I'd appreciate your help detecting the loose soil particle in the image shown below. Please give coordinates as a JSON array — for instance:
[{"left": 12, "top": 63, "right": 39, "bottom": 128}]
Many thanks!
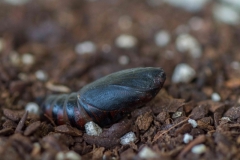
[
  {"left": 15, "top": 111, "right": 28, "bottom": 134},
  {"left": 136, "top": 112, "right": 153, "bottom": 131},
  {"left": 3, "top": 108, "right": 24, "bottom": 122},
  {"left": 0, "top": 0, "right": 240, "bottom": 160}
]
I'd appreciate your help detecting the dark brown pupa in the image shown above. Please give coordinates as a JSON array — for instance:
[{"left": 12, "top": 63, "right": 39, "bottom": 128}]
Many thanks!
[{"left": 41, "top": 67, "right": 166, "bottom": 129}]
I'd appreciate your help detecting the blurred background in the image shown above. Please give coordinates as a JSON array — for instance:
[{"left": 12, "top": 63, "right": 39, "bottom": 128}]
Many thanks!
[{"left": 0, "top": 0, "right": 240, "bottom": 108}]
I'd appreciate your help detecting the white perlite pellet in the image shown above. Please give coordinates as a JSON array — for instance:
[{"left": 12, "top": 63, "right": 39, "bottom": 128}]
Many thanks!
[
  {"left": 138, "top": 146, "right": 158, "bottom": 159},
  {"left": 172, "top": 63, "right": 196, "bottom": 83},
  {"left": 120, "top": 131, "right": 137, "bottom": 145},
  {"left": 56, "top": 151, "right": 81, "bottom": 160},
  {"left": 191, "top": 144, "right": 207, "bottom": 154},
  {"left": 155, "top": 30, "right": 171, "bottom": 47},
  {"left": 172, "top": 111, "right": 182, "bottom": 119},
  {"left": 22, "top": 53, "right": 35, "bottom": 65},
  {"left": 183, "top": 133, "right": 193, "bottom": 144},
  {"left": 221, "top": 117, "right": 231, "bottom": 122},
  {"left": 25, "top": 102, "right": 40, "bottom": 115},
  {"left": 188, "top": 118, "right": 198, "bottom": 128},
  {"left": 211, "top": 92, "right": 221, "bottom": 102},
  {"left": 65, "top": 151, "right": 82, "bottom": 160},
  {"left": 75, "top": 41, "right": 96, "bottom": 55},
  {"left": 213, "top": 4, "right": 240, "bottom": 26},
  {"left": 85, "top": 121, "right": 103, "bottom": 136},
  {"left": 35, "top": 70, "right": 48, "bottom": 81},
  {"left": 176, "top": 33, "right": 202, "bottom": 58},
  {"left": 115, "top": 34, "right": 137, "bottom": 49}
]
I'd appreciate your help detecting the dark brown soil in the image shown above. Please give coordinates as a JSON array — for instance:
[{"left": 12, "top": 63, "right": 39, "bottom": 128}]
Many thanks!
[{"left": 0, "top": 0, "right": 240, "bottom": 160}]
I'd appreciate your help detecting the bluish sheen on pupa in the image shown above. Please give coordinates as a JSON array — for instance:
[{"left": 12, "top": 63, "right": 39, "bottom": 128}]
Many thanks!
[{"left": 41, "top": 67, "right": 166, "bottom": 129}]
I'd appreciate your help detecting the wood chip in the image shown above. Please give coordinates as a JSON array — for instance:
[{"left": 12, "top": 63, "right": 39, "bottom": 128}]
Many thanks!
[
  {"left": 55, "top": 125, "right": 83, "bottom": 136},
  {"left": 24, "top": 121, "right": 41, "bottom": 136},
  {"left": 15, "top": 111, "right": 28, "bottom": 134}
]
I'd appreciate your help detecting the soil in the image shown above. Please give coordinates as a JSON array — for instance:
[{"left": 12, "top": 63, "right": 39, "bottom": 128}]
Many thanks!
[{"left": 0, "top": 0, "right": 240, "bottom": 160}]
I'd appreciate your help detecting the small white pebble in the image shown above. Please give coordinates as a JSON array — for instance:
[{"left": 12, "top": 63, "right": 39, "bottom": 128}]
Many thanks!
[
  {"left": 191, "top": 144, "right": 207, "bottom": 154},
  {"left": 102, "top": 44, "right": 111, "bottom": 53},
  {"left": 65, "top": 151, "right": 82, "bottom": 160},
  {"left": 213, "top": 4, "right": 240, "bottom": 25},
  {"left": 118, "top": 16, "right": 132, "bottom": 30},
  {"left": 120, "top": 131, "right": 137, "bottom": 145},
  {"left": 211, "top": 92, "right": 221, "bottom": 102},
  {"left": 155, "top": 30, "right": 171, "bottom": 47},
  {"left": 138, "top": 146, "right": 158, "bottom": 159},
  {"left": 35, "top": 70, "right": 48, "bottom": 81},
  {"left": 188, "top": 17, "right": 204, "bottom": 31},
  {"left": 221, "top": 117, "right": 231, "bottom": 122},
  {"left": 176, "top": 33, "right": 202, "bottom": 58},
  {"left": 172, "top": 111, "right": 182, "bottom": 118},
  {"left": 85, "top": 121, "right": 103, "bottom": 136},
  {"left": 172, "top": 63, "right": 196, "bottom": 83},
  {"left": 188, "top": 118, "right": 198, "bottom": 128},
  {"left": 183, "top": 133, "right": 193, "bottom": 144},
  {"left": 75, "top": 41, "right": 96, "bottom": 55},
  {"left": 56, "top": 152, "right": 65, "bottom": 160},
  {"left": 25, "top": 102, "right": 40, "bottom": 115},
  {"left": 118, "top": 55, "right": 130, "bottom": 65},
  {"left": 115, "top": 34, "right": 137, "bottom": 49},
  {"left": 22, "top": 53, "right": 35, "bottom": 65}
]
